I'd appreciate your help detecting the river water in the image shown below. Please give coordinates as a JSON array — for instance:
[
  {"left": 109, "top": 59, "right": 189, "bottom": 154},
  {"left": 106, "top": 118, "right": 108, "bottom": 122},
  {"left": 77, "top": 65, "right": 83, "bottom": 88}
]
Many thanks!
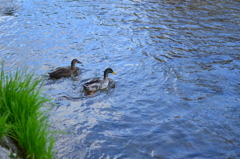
[{"left": 1, "top": 0, "right": 240, "bottom": 158}]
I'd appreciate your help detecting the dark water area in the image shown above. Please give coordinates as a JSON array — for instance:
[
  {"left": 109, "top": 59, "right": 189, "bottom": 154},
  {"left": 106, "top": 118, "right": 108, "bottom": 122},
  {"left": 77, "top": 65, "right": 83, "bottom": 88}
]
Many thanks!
[{"left": 1, "top": 0, "right": 240, "bottom": 158}]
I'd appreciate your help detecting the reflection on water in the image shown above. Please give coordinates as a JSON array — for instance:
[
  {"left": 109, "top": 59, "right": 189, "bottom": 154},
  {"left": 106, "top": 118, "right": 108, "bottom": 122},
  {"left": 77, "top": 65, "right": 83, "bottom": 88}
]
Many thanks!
[
  {"left": 1, "top": 0, "right": 240, "bottom": 158},
  {"left": 0, "top": 0, "right": 19, "bottom": 16}
]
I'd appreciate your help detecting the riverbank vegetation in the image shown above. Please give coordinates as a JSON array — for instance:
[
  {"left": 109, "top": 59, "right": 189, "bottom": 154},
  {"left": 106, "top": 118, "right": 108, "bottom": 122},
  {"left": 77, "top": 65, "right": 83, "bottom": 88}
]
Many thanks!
[{"left": 0, "top": 64, "right": 55, "bottom": 159}]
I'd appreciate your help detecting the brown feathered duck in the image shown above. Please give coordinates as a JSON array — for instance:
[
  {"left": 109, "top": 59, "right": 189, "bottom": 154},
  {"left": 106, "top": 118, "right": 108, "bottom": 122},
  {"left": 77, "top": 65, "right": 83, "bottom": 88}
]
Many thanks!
[{"left": 48, "top": 59, "right": 82, "bottom": 79}]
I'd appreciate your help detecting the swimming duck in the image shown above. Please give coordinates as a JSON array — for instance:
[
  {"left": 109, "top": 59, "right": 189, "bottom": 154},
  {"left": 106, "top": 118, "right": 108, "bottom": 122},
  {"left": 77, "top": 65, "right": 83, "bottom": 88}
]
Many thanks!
[
  {"left": 83, "top": 68, "right": 116, "bottom": 94},
  {"left": 48, "top": 59, "right": 82, "bottom": 79}
]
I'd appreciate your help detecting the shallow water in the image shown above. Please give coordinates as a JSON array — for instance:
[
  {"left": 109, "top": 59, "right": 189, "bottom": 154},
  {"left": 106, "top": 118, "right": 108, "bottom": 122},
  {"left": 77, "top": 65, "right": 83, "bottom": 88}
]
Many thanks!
[{"left": 1, "top": 0, "right": 240, "bottom": 158}]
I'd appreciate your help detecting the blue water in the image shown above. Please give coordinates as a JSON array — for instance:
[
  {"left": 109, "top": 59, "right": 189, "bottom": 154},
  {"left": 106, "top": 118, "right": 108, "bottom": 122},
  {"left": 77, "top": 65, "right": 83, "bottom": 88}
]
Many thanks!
[{"left": 1, "top": 0, "right": 240, "bottom": 158}]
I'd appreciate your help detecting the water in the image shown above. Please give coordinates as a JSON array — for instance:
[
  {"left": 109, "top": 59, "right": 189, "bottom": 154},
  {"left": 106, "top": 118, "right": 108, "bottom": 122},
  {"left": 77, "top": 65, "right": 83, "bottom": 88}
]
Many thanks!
[{"left": 1, "top": 0, "right": 240, "bottom": 158}]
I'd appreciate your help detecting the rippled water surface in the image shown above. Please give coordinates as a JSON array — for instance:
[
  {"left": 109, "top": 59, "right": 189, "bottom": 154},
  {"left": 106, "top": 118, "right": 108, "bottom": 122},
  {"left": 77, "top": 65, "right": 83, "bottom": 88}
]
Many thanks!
[{"left": 1, "top": 0, "right": 240, "bottom": 158}]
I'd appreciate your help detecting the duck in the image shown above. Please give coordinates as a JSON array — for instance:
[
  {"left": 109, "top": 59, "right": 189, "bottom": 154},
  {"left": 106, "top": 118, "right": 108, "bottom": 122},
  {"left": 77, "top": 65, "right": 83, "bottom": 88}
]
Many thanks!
[
  {"left": 48, "top": 59, "right": 82, "bottom": 79},
  {"left": 83, "top": 68, "right": 116, "bottom": 94}
]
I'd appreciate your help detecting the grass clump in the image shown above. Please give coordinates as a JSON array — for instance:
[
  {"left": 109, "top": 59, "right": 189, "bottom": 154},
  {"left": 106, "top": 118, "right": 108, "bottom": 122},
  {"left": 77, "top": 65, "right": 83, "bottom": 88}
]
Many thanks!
[
  {"left": 0, "top": 64, "right": 55, "bottom": 159},
  {"left": 0, "top": 112, "right": 12, "bottom": 140}
]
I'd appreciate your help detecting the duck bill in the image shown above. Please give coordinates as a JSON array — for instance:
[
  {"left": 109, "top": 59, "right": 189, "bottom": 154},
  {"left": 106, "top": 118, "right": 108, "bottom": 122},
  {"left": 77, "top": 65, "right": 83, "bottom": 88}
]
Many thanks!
[{"left": 112, "top": 71, "right": 117, "bottom": 75}]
